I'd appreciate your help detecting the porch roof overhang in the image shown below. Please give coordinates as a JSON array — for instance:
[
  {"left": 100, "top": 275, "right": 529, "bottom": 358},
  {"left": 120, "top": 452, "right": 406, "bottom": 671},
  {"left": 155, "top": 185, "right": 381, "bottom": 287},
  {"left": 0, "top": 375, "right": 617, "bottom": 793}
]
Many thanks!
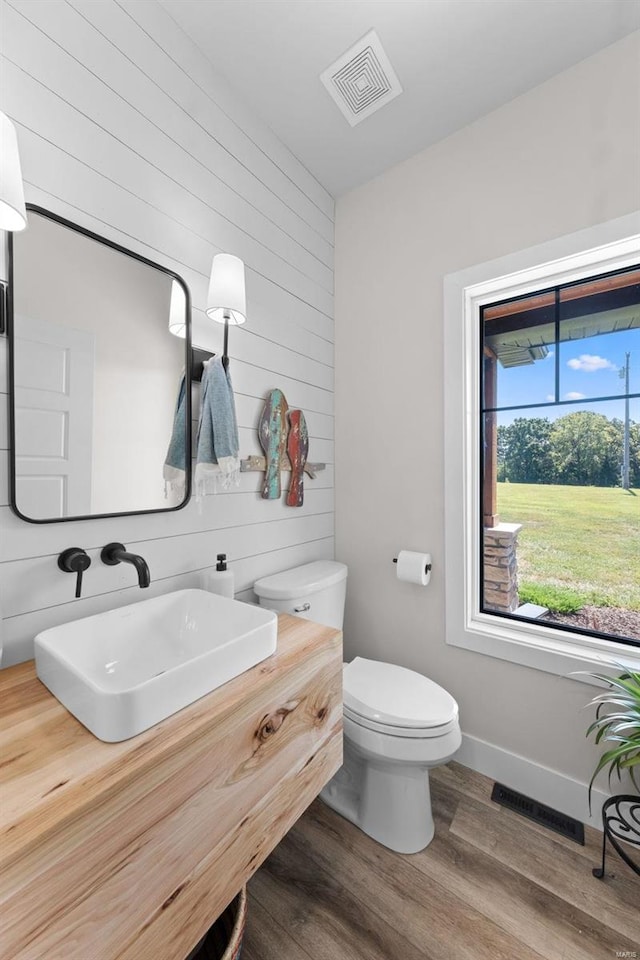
[
  {"left": 487, "top": 305, "right": 639, "bottom": 368},
  {"left": 483, "top": 267, "right": 639, "bottom": 368}
]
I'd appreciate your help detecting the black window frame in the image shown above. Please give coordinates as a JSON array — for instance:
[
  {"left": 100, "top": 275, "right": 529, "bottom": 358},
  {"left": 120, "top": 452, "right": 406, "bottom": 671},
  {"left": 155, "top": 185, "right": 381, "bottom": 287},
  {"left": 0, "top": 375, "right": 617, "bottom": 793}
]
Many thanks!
[{"left": 479, "top": 263, "right": 640, "bottom": 650}]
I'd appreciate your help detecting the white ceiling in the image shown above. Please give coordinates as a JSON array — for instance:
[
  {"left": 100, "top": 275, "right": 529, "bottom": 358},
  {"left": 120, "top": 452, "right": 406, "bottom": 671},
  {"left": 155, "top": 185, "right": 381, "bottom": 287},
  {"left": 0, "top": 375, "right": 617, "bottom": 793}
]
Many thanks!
[{"left": 161, "top": 0, "right": 640, "bottom": 198}]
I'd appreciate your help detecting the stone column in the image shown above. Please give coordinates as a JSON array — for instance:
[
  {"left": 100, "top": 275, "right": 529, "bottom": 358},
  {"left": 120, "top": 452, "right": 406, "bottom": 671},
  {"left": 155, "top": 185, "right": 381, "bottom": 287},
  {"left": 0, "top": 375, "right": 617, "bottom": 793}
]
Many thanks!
[{"left": 483, "top": 522, "right": 522, "bottom": 614}]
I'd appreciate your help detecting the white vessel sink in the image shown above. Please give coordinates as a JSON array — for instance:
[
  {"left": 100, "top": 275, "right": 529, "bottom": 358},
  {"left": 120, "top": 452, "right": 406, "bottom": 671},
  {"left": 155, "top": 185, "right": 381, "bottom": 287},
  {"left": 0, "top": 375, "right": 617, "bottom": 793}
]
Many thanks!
[{"left": 35, "top": 589, "right": 278, "bottom": 742}]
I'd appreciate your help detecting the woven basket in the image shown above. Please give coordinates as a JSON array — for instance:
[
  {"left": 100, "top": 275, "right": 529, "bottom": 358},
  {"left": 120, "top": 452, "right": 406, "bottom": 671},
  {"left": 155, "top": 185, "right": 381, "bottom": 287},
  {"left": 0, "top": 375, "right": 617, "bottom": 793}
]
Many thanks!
[{"left": 187, "top": 887, "right": 247, "bottom": 960}]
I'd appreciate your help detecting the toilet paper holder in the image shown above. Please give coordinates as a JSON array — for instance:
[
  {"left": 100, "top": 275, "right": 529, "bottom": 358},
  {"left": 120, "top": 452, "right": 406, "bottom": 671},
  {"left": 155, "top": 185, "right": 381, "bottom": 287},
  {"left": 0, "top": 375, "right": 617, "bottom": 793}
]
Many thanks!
[{"left": 393, "top": 557, "right": 432, "bottom": 574}]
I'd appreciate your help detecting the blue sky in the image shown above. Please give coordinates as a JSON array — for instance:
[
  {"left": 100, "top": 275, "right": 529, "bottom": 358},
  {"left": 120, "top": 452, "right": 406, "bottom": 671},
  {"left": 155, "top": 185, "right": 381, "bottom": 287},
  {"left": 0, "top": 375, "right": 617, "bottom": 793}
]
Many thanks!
[{"left": 495, "top": 327, "right": 639, "bottom": 426}]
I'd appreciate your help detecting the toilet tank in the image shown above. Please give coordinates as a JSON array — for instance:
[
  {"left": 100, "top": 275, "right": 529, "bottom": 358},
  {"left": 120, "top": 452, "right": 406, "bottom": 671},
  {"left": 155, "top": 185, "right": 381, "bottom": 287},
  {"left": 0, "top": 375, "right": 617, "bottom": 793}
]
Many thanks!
[{"left": 254, "top": 561, "right": 347, "bottom": 630}]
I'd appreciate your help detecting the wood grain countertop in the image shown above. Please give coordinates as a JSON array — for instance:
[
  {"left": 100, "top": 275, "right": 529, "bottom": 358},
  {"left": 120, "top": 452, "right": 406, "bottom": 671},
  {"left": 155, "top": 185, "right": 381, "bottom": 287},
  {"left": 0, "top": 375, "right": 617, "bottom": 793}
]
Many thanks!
[{"left": 0, "top": 613, "right": 343, "bottom": 960}]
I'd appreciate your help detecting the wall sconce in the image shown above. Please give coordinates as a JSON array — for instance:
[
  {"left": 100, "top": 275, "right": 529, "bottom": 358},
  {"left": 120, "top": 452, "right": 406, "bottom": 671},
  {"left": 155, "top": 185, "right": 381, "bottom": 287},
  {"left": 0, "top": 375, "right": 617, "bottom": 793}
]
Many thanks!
[
  {"left": 169, "top": 253, "right": 246, "bottom": 376},
  {"left": 206, "top": 253, "right": 246, "bottom": 366},
  {"left": 168, "top": 279, "right": 187, "bottom": 338},
  {"left": 0, "top": 111, "right": 27, "bottom": 233},
  {"left": 206, "top": 254, "right": 246, "bottom": 326},
  {"left": 0, "top": 111, "right": 27, "bottom": 333}
]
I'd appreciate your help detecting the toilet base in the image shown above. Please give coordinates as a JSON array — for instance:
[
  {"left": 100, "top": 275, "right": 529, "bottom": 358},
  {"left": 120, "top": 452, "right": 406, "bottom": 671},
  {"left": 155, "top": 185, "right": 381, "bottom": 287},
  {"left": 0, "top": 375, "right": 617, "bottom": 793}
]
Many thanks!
[{"left": 320, "top": 743, "right": 435, "bottom": 855}]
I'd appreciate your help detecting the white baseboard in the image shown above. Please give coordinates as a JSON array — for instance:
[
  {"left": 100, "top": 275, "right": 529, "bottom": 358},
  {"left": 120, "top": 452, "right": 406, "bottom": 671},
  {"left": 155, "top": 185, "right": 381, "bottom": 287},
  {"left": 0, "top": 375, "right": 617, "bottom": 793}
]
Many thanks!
[{"left": 457, "top": 733, "right": 610, "bottom": 831}]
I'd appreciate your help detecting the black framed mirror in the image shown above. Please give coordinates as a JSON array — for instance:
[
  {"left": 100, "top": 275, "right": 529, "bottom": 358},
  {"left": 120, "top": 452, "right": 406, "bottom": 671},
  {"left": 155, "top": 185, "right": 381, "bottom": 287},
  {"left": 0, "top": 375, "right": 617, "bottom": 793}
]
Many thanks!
[{"left": 8, "top": 205, "right": 192, "bottom": 523}]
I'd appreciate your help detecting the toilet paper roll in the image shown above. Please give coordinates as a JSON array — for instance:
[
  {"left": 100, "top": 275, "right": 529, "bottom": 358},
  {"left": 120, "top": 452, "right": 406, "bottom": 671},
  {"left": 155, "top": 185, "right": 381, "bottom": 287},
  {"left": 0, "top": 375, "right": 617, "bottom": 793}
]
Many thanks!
[{"left": 396, "top": 550, "right": 431, "bottom": 586}]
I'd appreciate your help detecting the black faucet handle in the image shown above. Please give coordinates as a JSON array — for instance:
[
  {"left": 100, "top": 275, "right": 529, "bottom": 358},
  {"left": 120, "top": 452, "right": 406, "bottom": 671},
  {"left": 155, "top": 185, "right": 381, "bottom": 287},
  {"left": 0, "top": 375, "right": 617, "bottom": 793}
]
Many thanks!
[{"left": 58, "top": 548, "right": 91, "bottom": 599}]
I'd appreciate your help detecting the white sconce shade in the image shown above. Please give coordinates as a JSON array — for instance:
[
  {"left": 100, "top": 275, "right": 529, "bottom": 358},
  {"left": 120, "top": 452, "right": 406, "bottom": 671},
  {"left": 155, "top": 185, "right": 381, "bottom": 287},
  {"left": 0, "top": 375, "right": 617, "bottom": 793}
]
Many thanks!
[
  {"left": 206, "top": 254, "right": 246, "bottom": 325},
  {"left": 0, "top": 112, "right": 27, "bottom": 232},
  {"left": 168, "top": 280, "right": 187, "bottom": 337}
]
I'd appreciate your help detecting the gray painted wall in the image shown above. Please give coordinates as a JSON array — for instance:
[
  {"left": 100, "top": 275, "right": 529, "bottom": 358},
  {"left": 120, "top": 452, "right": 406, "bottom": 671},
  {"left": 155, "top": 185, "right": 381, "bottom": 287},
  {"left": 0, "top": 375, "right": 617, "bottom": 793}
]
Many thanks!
[{"left": 334, "top": 33, "right": 640, "bottom": 801}]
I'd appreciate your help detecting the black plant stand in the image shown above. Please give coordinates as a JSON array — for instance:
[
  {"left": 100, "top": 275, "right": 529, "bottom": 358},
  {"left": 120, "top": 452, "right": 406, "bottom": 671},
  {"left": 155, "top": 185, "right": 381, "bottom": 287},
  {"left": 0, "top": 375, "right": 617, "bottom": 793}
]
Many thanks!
[{"left": 593, "top": 795, "right": 640, "bottom": 878}]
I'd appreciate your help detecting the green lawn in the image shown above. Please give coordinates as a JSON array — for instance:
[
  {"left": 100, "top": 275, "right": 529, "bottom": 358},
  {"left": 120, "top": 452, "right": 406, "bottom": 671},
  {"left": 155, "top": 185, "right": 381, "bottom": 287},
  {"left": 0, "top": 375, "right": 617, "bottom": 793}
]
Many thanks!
[{"left": 496, "top": 483, "right": 640, "bottom": 611}]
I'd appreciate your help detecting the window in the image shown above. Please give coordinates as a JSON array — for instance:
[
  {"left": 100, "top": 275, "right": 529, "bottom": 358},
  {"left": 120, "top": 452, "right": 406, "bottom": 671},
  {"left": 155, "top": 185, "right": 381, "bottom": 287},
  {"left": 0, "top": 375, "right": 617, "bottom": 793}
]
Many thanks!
[
  {"left": 480, "top": 266, "right": 639, "bottom": 647},
  {"left": 444, "top": 218, "right": 640, "bottom": 678}
]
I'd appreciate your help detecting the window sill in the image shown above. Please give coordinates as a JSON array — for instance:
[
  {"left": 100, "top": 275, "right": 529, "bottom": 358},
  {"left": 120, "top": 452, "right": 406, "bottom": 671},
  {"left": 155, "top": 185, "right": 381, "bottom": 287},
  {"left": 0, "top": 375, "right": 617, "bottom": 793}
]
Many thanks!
[{"left": 446, "top": 607, "right": 640, "bottom": 683}]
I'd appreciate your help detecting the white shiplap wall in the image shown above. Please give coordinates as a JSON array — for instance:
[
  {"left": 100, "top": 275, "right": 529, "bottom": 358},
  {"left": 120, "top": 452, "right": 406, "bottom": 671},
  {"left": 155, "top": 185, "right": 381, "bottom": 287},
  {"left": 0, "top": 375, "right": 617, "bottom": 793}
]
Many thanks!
[{"left": 0, "top": 0, "right": 335, "bottom": 666}]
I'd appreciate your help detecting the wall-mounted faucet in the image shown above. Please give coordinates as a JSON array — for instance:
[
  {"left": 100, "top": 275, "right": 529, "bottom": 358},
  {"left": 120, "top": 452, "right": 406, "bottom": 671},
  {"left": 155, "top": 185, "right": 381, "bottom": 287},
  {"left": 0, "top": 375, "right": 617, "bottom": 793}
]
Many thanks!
[
  {"left": 101, "top": 543, "right": 151, "bottom": 588},
  {"left": 58, "top": 547, "right": 91, "bottom": 598}
]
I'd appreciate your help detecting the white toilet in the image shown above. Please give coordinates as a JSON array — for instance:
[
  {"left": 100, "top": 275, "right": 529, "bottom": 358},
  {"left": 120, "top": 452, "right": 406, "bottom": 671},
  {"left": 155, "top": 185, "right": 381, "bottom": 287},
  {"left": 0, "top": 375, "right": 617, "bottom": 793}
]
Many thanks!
[{"left": 253, "top": 560, "right": 461, "bottom": 855}]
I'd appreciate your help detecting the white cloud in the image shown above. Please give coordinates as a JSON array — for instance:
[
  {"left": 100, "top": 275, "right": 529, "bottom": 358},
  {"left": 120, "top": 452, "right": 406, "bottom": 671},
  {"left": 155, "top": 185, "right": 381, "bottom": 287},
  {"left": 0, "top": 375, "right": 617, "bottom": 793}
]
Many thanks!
[
  {"left": 545, "top": 350, "right": 555, "bottom": 360},
  {"left": 545, "top": 394, "right": 555, "bottom": 402},
  {"left": 566, "top": 354, "right": 615, "bottom": 372},
  {"left": 565, "top": 391, "right": 586, "bottom": 400}
]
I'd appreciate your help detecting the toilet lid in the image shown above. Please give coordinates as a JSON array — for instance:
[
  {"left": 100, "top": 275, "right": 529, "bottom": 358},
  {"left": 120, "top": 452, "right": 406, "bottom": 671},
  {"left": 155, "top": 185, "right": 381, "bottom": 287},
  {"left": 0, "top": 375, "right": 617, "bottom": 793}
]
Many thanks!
[
  {"left": 254, "top": 561, "right": 347, "bottom": 600},
  {"left": 343, "top": 657, "right": 458, "bottom": 729}
]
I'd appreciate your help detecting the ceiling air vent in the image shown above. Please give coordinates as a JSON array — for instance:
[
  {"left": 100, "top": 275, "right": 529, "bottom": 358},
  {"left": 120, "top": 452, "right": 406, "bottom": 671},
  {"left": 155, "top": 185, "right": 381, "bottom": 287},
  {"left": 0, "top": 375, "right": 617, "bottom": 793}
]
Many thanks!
[{"left": 320, "top": 30, "right": 403, "bottom": 127}]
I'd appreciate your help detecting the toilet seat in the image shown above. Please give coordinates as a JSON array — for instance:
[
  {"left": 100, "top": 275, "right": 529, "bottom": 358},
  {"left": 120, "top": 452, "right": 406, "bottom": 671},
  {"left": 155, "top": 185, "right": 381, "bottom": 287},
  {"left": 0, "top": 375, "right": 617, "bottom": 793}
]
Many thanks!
[
  {"left": 343, "top": 657, "right": 458, "bottom": 738},
  {"left": 344, "top": 705, "right": 459, "bottom": 739}
]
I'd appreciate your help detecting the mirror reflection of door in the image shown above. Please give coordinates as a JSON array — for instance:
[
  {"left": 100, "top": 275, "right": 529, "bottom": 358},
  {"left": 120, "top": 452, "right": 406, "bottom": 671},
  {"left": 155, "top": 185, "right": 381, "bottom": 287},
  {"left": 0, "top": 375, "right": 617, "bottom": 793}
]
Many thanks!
[
  {"left": 14, "top": 315, "right": 94, "bottom": 517},
  {"left": 10, "top": 207, "right": 190, "bottom": 522}
]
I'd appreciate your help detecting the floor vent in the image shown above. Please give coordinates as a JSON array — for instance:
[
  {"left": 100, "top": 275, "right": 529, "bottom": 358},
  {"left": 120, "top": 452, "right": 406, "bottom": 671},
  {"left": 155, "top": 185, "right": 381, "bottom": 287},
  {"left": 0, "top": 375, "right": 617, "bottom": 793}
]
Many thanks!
[
  {"left": 491, "top": 782, "right": 585, "bottom": 845},
  {"left": 320, "top": 30, "right": 402, "bottom": 127}
]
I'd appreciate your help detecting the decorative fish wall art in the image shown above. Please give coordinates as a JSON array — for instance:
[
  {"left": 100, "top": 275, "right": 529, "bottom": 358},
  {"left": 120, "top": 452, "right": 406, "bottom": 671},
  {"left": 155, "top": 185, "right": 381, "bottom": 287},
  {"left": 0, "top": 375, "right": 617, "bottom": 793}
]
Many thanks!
[
  {"left": 252, "top": 391, "right": 323, "bottom": 505},
  {"left": 257, "top": 388, "right": 289, "bottom": 499},
  {"left": 286, "top": 410, "right": 309, "bottom": 507}
]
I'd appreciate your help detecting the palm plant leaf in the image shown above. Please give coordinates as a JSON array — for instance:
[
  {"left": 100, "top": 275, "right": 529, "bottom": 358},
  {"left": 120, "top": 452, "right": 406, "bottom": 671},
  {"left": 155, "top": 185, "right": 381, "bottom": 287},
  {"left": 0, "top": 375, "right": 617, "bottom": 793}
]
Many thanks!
[{"left": 584, "top": 665, "right": 640, "bottom": 810}]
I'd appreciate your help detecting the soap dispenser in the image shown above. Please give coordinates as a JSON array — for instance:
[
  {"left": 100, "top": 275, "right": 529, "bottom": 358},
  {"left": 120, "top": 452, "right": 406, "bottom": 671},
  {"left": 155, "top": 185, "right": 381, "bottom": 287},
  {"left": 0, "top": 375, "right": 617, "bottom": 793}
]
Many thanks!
[{"left": 202, "top": 553, "right": 235, "bottom": 598}]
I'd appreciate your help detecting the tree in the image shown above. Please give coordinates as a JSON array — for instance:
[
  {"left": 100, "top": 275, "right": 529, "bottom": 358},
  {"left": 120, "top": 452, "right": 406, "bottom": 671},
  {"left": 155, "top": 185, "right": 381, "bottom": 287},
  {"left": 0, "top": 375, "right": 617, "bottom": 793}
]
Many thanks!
[
  {"left": 496, "top": 424, "right": 509, "bottom": 482},
  {"left": 630, "top": 422, "right": 640, "bottom": 488},
  {"left": 497, "top": 413, "right": 639, "bottom": 487},
  {"left": 612, "top": 418, "right": 640, "bottom": 488},
  {"left": 550, "top": 411, "right": 622, "bottom": 487},
  {"left": 502, "top": 417, "right": 554, "bottom": 484}
]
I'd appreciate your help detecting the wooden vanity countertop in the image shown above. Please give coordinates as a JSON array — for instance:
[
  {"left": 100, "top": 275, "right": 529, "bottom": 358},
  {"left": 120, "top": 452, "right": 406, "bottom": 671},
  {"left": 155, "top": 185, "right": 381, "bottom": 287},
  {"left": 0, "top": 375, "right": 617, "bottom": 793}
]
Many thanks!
[{"left": 0, "top": 613, "right": 343, "bottom": 960}]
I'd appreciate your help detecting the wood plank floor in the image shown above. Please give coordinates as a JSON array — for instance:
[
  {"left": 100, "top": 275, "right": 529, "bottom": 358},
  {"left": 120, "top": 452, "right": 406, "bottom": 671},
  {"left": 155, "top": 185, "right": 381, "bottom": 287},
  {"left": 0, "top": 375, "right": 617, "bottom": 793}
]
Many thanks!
[{"left": 242, "top": 762, "right": 639, "bottom": 960}]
